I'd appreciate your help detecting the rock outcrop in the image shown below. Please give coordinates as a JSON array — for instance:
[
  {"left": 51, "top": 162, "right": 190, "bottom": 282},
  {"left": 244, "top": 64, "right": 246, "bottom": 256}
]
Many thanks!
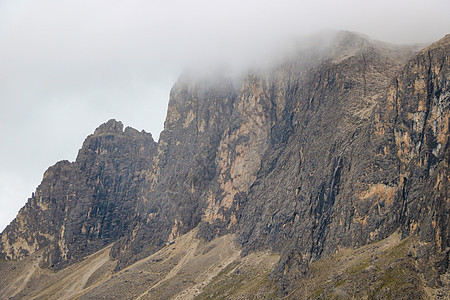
[
  {"left": 1, "top": 31, "right": 448, "bottom": 298},
  {"left": 0, "top": 120, "right": 157, "bottom": 269}
]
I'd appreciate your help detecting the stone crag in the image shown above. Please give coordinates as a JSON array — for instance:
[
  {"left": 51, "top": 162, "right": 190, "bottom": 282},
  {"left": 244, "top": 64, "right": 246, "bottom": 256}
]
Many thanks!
[
  {"left": 0, "top": 120, "right": 157, "bottom": 270},
  {"left": 1, "top": 31, "right": 448, "bottom": 298}
]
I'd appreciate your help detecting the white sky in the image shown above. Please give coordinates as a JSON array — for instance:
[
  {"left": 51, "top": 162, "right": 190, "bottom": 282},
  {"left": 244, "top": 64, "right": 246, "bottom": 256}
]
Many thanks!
[{"left": 1, "top": 0, "right": 449, "bottom": 232}]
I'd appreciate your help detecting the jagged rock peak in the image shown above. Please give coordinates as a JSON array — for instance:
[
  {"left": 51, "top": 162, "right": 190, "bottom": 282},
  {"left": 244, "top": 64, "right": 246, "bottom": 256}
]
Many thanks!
[
  {"left": 42, "top": 160, "right": 71, "bottom": 180},
  {"left": 92, "top": 119, "right": 154, "bottom": 140},
  {"left": 94, "top": 119, "right": 124, "bottom": 135}
]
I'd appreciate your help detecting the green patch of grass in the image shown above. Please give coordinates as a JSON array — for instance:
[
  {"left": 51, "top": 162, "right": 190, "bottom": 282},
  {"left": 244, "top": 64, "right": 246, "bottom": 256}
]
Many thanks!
[
  {"left": 346, "top": 259, "right": 370, "bottom": 275},
  {"left": 309, "top": 286, "right": 325, "bottom": 299},
  {"left": 386, "top": 237, "right": 410, "bottom": 259},
  {"left": 334, "top": 278, "right": 347, "bottom": 288},
  {"left": 368, "top": 266, "right": 410, "bottom": 299},
  {"left": 196, "top": 263, "right": 277, "bottom": 300}
]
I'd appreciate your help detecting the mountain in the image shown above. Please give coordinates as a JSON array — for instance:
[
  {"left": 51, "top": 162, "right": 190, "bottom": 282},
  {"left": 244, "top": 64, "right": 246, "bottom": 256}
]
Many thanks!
[
  {"left": 0, "top": 31, "right": 448, "bottom": 299},
  {"left": 0, "top": 121, "right": 158, "bottom": 270}
]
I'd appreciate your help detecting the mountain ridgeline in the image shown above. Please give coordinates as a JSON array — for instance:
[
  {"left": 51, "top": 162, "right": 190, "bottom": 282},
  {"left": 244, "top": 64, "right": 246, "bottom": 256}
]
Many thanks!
[{"left": 1, "top": 31, "right": 448, "bottom": 299}]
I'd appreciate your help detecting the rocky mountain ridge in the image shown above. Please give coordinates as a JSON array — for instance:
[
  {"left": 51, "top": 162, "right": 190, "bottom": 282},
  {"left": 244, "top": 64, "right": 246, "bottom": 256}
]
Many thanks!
[
  {"left": 1, "top": 31, "right": 448, "bottom": 299},
  {"left": 1, "top": 120, "right": 158, "bottom": 269}
]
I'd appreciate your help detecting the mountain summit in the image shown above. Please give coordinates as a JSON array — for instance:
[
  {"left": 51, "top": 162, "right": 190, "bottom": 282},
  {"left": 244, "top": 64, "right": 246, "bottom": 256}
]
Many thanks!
[{"left": 1, "top": 31, "right": 448, "bottom": 299}]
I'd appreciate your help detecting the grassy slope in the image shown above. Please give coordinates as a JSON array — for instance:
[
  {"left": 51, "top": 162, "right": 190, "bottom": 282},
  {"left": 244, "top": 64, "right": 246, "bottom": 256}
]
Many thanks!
[{"left": 0, "top": 229, "right": 448, "bottom": 299}]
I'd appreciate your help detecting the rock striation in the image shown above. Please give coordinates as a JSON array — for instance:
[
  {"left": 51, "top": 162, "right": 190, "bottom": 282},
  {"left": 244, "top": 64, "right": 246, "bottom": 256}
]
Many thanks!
[{"left": 0, "top": 31, "right": 448, "bottom": 298}]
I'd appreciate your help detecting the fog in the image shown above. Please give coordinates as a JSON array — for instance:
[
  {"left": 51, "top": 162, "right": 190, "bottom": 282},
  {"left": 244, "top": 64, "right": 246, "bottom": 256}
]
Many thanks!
[{"left": 1, "top": 0, "right": 449, "bottom": 231}]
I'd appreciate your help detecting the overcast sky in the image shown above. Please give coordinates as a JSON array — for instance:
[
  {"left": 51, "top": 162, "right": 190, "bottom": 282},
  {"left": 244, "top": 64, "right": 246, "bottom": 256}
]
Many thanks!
[{"left": 1, "top": 0, "right": 449, "bottom": 232}]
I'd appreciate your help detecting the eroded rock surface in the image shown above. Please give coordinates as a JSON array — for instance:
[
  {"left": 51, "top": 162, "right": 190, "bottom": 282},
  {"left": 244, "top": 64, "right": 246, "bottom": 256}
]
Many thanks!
[
  {"left": 0, "top": 120, "right": 157, "bottom": 269},
  {"left": 1, "top": 31, "right": 448, "bottom": 298}
]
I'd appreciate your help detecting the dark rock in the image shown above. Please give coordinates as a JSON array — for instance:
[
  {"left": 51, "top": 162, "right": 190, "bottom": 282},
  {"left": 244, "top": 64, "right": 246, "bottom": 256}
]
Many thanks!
[
  {"left": 0, "top": 119, "right": 157, "bottom": 269},
  {"left": 0, "top": 31, "right": 448, "bottom": 296}
]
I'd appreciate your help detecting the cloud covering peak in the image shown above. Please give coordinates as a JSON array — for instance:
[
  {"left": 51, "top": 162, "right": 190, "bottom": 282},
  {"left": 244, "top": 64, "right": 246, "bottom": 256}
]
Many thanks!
[{"left": 0, "top": 0, "right": 449, "bottom": 231}]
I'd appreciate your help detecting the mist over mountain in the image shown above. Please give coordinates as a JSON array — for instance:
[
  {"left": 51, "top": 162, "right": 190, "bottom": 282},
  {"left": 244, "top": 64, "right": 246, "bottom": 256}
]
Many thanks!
[
  {"left": 0, "top": 30, "right": 448, "bottom": 299},
  {"left": 2, "top": 0, "right": 450, "bottom": 233}
]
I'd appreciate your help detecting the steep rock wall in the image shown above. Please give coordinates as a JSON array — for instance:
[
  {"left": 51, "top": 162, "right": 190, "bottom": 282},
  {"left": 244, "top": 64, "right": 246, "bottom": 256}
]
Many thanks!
[
  {"left": 1, "top": 33, "right": 447, "bottom": 295},
  {"left": 0, "top": 120, "right": 157, "bottom": 269}
]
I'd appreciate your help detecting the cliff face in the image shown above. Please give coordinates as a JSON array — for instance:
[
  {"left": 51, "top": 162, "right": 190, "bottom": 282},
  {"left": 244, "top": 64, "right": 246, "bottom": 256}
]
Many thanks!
[
  {"left": 0, "top": 120, "right": 157, "bottom": 269},
  {"left": 236, "top": 34, "right": 449, "bottom": 289},
  {"left": 378, "top": 37, "right": 449, "bottom": 279},
  {"left": 0, "top": 31, "right": 448, "bottom": 297}
]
